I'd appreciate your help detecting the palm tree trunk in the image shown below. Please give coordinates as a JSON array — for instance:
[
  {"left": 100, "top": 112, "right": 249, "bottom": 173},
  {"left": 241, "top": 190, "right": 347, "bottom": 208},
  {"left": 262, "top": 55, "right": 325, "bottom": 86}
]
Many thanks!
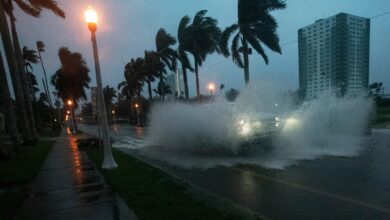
[
  {"left": 0, "top": 50, "right": 21, "bottom": 147},
  {"left": 10, "top": 16, "right": 38, "bottom": 141},
  {"left": 37, "top": 51, "right": 53, "bottom": 108},
  {"left": 242, "top": 38, "right": 250, "bottom": 85},
  {"left": 0, "top": 1, "right": 33, "bottom": 144},
  {"left": 159, "top": 69, "right": 164, "bottom": 100},
  {"left": 194, "top": 58, "right": 200, "bottom": 99},
  {"left": 181, "top": 64, "right": 189, "bottom": 99},
  {"left": 147, "top": 78, "right": 152, "bottom": 100}
]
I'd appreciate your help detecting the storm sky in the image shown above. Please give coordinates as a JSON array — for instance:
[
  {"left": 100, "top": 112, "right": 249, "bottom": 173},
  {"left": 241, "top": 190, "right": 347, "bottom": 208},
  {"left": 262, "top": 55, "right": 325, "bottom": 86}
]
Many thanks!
[{"left": 5, "top": 0, "right": 390, "bottom": 100}]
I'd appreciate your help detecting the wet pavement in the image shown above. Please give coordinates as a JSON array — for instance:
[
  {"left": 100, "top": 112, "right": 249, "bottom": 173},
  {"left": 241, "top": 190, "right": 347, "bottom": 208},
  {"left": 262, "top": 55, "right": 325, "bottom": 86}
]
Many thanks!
[
  {"left": 15, "top": 132, "right": 137, "bottom": 220},
  {"left": 79, "top": 124, "right": 390, "bottom": 220}
]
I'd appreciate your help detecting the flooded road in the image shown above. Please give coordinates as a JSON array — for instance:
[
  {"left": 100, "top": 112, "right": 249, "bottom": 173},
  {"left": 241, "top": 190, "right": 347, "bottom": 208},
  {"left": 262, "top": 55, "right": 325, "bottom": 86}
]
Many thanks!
[{"left": 79, "top": 124, "right": 390, "bottom": 219}]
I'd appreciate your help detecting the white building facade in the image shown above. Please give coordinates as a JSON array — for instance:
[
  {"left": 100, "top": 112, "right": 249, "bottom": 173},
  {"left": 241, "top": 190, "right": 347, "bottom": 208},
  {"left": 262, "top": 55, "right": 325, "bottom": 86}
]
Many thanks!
[
  {"left": 166, "top": 69, "right": 185, "bottom": 98},
  {"left": 298, "top": 13, "right": 370, "bottom": 98}
]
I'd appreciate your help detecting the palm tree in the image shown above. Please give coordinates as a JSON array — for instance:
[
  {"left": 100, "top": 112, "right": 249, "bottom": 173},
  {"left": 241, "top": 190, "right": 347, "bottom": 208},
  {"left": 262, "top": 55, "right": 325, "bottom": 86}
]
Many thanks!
[
  {"left": 51, "top": 47, "right": 91, "bottom": 131},
  {"left": 36, "top": 41, "right": 53, "bottom": 108},
  {"left": 103, "top": 85, "right": 117, "bottom": 114},
  {"left": 153, "top": 81, "right": 172, "bottom": 98},
  {"left": 123, "top": 58, "right": 144, "bottom": 101},
  {"left": 7, "top": 1, "right": 63, "bottom": 136},
  {"left": 0, "top": 0, "right": 65, "bottom": 143},
  {"left": 178, "top": 10, "right": 221, "bottom": 99},
  {"left": 0, "top": 49, "right": 21, "bottom": 147},
  {"left": 23, "top": 46, "right": 40, "bottom": 101},
  {"left": 144, "top": 50, "right": 163, "bottom": 100},
  {"left": 177, "top": 16, "right": 194, "bottom": 99},
  {"left": 155, "top": 28, "right": 176, "bottom": 99},
  {"left": 220, "top": 0, "right": 286, "bottom": 85},
  {"left": 0, "top": 1, "right": 34, "bottom": 143}
]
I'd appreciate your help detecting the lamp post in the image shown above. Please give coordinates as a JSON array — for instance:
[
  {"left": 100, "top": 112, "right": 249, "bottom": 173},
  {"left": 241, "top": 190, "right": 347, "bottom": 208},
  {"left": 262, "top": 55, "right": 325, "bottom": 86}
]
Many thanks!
[
  {"left": 85, "top": 6, "right": 117, "bottom": 169},
  {"left": 208, "top": 83, "right": 215, "bottom": 96},
  {"left": 134, "top": 103, "right": 140, "bottom": 126},
  {"left": 111, "top": 110, "right": 115, "bottom": 125},
  {"left": 67, "top": 99, "right": 77, "bottom": 134}
]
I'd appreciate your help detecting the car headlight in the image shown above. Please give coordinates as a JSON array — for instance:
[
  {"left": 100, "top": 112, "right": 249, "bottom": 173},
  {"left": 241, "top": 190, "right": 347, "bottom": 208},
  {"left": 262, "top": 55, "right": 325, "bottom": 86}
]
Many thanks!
[{"left": 284, "top": 117, "right": 299, "bottom": 129}]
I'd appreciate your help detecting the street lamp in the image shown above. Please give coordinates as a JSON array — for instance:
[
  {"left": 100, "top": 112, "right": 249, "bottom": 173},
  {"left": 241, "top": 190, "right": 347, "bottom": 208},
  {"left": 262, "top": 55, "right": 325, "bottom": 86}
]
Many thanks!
[
  {"left": 67, "top": 99, "right": 77, "bottom": 134},
  {"left": 208, "top": 83, "right": 215, "bottom": 96},
  {"left": 134, "top": 103, "right": 140, "bottom": 126},
  {"left": 84, "top": 6, "right": 117, "bottom": 169},
  {"left": 111, "top": 110, "right": 115, "bottom": 125}
]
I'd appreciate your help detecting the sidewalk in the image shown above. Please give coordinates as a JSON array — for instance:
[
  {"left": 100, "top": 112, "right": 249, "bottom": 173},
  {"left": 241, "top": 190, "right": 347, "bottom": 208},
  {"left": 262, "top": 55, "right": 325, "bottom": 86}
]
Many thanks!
[{"left": 15, "top": 132, "right": 137, "bottom": 220}]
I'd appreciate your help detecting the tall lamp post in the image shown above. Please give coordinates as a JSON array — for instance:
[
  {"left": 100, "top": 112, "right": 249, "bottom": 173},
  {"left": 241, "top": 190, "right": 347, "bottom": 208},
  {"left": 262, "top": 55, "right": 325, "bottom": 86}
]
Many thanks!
[
  {"left": 85, "top": 7, "right": 117, "bottom": 169},
  {"left": 111, "top": 110, "right": 115, "bottom": 125},
  {"left": 208, "top": 83, "right": 215, "bottom": 96},
  {"left": 135, "top": 103, "right": 140, "bottom": 126},
  {"left": 67, "top": 100, "right": 77, "bottom": 134}
]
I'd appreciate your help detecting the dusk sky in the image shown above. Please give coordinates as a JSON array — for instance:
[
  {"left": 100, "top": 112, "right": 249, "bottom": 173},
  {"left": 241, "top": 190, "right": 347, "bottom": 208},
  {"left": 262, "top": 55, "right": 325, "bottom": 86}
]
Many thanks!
[{"left": 5, "top": 0, "right": 390, "bottom": 101}]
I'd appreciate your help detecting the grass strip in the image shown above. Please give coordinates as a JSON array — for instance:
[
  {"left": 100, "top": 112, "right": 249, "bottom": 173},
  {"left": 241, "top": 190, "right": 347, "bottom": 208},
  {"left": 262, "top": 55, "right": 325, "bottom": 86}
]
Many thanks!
[{"left": 87, "top": 148, "right": 255, "bottom": 220}]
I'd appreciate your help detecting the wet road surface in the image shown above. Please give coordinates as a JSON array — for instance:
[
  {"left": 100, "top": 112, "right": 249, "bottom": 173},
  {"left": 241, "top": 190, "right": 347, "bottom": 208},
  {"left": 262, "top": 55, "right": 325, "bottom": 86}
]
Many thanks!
[{"left": 79, "top": 124, "right": 390, "bottom": 219}]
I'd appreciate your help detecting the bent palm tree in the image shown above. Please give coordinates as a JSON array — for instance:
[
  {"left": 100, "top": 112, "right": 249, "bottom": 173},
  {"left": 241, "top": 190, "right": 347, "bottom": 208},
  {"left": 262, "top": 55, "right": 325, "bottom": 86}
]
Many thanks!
[
  {"left": 177, "top": 16, "right": 194, "bottom": 99},
  {"left": 0, "top": 1, "right": 33, "bottom": 143},
  {"left": 144, "top": 51, "right": 163, "bottom": 100},
  {"left": 36, "top": 41, "right": 52, "bottom": 108},
  {"left": 179, "top": 10, "right": 221, "bottom": 99},
  {"left": 0, "top": 0, "right": 65, "bottom": 143},
  {"left": 155, "top": 28, "right": 176, "bottom": 99},
  {"left": 220, "top": 0, "right": 286, "bottom": 85},
  {"left": 51, "top": 47, "right": 91, "bottom": 131},
  {"left": 123, "top": 59, "right": 144, "bottom": 101},
  {"left": 23, "top": 46, "right": 39, "bottom": 100},
  {"left": 0, "top": 49, "right": 21, "bottom": 147}
]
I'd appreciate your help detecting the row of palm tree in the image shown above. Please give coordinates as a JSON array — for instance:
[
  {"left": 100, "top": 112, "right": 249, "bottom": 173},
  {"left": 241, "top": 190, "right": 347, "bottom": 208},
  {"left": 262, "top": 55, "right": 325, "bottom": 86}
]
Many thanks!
[
  {"left": 0, "top": 0, "right": 65, "bottom": 149},
  {"left": 119, "top": 0, "right": 286, "bottom": 102}
]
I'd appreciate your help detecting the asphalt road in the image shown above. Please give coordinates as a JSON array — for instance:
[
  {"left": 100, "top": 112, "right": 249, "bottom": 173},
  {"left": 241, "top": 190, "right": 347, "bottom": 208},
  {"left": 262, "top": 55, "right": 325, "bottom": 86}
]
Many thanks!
[{"left": 79, "top": 124, "right": 390, "bottom": 220}]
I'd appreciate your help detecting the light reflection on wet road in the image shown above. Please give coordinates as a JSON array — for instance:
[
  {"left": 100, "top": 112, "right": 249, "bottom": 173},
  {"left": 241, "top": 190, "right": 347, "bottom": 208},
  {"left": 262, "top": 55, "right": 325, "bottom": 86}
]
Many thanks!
[{"left": 79, "top": 124, "right": 390, "bottom": 219}]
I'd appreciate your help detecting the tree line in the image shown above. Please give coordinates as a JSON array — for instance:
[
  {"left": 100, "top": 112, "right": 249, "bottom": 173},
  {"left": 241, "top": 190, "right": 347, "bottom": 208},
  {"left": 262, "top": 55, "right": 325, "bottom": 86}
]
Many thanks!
[
  {"left": 117, "top": 0, "right": 286, "bottom": 109},
  {"left": 0, "top": 0, "right": 286, "bottom": 154}
]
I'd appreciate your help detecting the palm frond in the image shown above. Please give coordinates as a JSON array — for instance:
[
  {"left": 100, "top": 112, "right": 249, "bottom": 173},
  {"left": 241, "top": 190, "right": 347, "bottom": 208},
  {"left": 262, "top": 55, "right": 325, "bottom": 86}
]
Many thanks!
[
  {"left": 244, "top": 33, "right": 269, "bottom": 64},
  {"left": 231, "top": 33, "right": 244, "bottom": 68},
  {"left": 28, "top": 0, "right": 65, "bottom": 18},
  {"left": 14, "top": 0, "right": 41, "bottom": 17},
  {"left": 178, "top": 15, "right": 191, "bottom": 43},
  {"left": 221, "top": 24, "right": 239, "bottom": 57}
]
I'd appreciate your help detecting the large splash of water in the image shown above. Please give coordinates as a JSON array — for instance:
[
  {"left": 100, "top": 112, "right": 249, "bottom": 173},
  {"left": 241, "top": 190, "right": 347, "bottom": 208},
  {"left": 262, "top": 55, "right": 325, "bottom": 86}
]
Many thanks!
[{"left": 139, "top": 81, "right": 373, "bottom": 169}]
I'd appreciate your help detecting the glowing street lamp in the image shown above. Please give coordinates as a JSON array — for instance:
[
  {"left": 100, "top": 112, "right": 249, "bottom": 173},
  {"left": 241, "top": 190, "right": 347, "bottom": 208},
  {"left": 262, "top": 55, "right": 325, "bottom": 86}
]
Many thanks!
[
  {"left": 134, "top": 103, "right": 140, "bottom": 126},
  {"left": 111, "top": 110, "right": 115, "bottom": 125},
  {"left": 84, "top": 6, "right": 117, "bottom": 169},
  {"left": 67, "top": 99, "right": 77, "bottom": 134},
  {"left": 208, "top": 83, "right": 215, "bottom": 95}
]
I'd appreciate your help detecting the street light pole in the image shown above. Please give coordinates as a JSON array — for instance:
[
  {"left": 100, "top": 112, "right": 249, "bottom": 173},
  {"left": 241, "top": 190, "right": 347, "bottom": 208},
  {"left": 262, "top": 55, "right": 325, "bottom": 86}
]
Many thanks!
[
  {"left": 208, "top": 83, "right": 215, "bottom": 96},
  {"left": 67, "top": 99, "right": 77, "bottom": 134},
  {"left": 85, "top": 7, "right": 117, "bottom": 169},
  {"left": 135, "top": 103, "right": 140, "bottom": 126}
]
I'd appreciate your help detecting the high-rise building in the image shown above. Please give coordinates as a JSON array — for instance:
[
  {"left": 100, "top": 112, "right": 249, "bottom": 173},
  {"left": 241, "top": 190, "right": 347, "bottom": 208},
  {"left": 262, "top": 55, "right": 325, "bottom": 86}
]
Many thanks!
[
  {"left": 298, "top": 13, "right": 370, "bottom": 98},
  {"left": 166, "top": 69, "right": 185, "bottom": 98}
]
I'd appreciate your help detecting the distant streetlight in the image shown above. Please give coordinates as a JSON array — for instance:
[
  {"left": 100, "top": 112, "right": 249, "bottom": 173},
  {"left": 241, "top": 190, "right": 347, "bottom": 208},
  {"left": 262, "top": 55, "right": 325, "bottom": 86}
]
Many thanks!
[
  {"left": 208, "top": 83, "right": 215, "bottom": 95},
  {"left": 134, "top": 103, "right": 140, "bottom": 126},
  {"left": 85, "top": 6, "right": 117, "bottom": 169},
  {"left": 67, "top": 99, "right": 77, "bottom": 134},
  {"left": 111, "top": 110, "right": 115, "bottom": 125}
]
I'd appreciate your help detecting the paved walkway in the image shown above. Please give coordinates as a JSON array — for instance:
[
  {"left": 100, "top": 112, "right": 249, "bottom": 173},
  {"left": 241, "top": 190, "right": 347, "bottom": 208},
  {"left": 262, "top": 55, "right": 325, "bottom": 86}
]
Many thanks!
[{"left": 15, "top": 132, "right": 137, "bottom": 220}]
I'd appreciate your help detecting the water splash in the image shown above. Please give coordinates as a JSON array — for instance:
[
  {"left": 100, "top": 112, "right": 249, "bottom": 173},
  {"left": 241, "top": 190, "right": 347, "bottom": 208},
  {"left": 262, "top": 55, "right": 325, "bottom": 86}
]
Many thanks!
[{"left": 137, "top": 81, "right": 373, "bottom": 169}]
